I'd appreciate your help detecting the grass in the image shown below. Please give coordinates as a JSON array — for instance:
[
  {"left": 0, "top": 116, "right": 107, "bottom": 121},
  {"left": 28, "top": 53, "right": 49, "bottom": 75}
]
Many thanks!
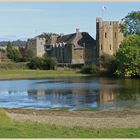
[
  {"left": 0, "top": 109, "right": 140, "bottom": 138},
  {"left": 0, "top": 69, "right": 88, "bottom": 80}
]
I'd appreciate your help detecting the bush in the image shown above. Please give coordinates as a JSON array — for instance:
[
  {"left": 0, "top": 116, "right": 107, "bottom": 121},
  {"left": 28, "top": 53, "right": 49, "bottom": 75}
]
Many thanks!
[
  {"left": 81, "top": 64, "right": 97, "bottom": 74},
  {"left": 43, "top": 58, "right": 57, "bottom": 70},
  {"left": 27, "top": 57, "right": 57, "bottom": 70},
  {"left": 100, "top": 54, "right": 117, "bottom": 76}
]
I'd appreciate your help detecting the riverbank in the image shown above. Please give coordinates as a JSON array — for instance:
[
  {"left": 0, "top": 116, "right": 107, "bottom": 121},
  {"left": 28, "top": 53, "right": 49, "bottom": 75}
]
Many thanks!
[
  {"left": 7, "top": 108, "right": 140, "bottom": 129},
  {"left": 0, "top": 108, "right": 139, "bottom": 138},
  {"left": 0, "top": 69, "right": 88, "bottom": 80}
]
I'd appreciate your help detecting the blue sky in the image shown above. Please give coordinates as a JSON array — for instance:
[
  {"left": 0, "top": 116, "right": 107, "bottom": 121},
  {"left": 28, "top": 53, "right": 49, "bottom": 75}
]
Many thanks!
[{"left": 0, "top": 2, "right": 140, "bottom": 41}]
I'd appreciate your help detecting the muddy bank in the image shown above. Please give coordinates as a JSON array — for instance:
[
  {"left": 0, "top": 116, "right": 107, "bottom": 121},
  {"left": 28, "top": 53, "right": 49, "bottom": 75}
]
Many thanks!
[{"left": 6, "top": 109, "right": 140, "bottom": 129}]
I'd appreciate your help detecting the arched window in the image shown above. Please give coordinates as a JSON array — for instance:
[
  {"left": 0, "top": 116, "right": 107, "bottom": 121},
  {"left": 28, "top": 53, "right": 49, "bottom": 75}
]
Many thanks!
[
  {"left": 110, "top": 44, "right": 112, "bottom": 50},
  {"left": 101, "top": 44, "right": 103, "bottom": 50},
  {"left": 105, "top": 32, "right": 107, "bottom": 38},
  {"left": 115, "top": 32, "right": 117, "bottom": 38}
]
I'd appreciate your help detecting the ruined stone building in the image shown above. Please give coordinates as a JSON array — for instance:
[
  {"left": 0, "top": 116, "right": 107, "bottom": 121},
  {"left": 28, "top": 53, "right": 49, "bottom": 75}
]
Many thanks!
[
  {"left": 45, "top": 29, "right": 96, "bottom": 64},
  {"left": 96, "top": 18, "right": 124, "bottom": 58},
  {"left": 26, "top": 17, "right": 124, "bottom": 64}
]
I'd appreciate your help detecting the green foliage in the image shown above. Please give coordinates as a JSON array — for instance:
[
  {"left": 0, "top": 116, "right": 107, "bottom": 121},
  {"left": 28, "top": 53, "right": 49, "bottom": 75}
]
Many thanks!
[
  {"left": 81, "top": 64, "right": 97, "bottom": 74},
  {"left": 27, "top": 57, "right": 44, "bottom": 69},
  {"left": 120, "top": 11, "right": 140, "bottom": 36},
  {"left": 120, "top": 34, "right": 140, "bottom": 48},
  {"left": 6, "top": 42, "right": 22, "bottom": 62},
  {"left": 28, "top": 57, "right": 57, "bottom": 70},
  {"left": 100, "top": 54, "right": 117, "bottom": 76},
  {"left": 115, "top": 35, "right": 140, "bottom": 78},
  {"left": 43, "top": 57, "right": 57, "bottom": 70}
]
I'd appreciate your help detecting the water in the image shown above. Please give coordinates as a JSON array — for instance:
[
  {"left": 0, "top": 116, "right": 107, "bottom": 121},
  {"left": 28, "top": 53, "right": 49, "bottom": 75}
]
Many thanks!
[{"left": 0, "top": 77, "right": 139, "bottom": 111}]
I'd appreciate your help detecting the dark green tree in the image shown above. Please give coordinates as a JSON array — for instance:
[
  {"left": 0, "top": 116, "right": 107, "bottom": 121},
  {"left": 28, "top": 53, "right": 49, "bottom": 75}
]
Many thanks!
[
  {"left": 100, "top": 54, "right": 117, "bottom": 76},
  {"left": 6, "top": 42, "right": 22, "bottom": 62}
]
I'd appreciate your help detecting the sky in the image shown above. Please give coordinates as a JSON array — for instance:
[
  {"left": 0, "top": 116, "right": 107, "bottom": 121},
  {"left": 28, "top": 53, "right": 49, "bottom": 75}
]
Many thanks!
[{"left": 0, "top": 2, "right": 140, "bottom": 41}]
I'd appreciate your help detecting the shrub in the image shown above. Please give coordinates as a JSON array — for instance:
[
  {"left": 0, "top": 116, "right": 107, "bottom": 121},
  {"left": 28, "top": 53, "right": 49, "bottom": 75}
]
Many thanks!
[
  {"left": 100, "top": 54, "right": 117, "bottom": 76},
  {"left": 81, "top": 64, "right": 97, "bottom": 74},
  {"left": 27, "top": 57, "right": 44, "bottom": 69},
  {"left": 27, "top": 57, "right": 57, "bottom": 70},
  {"left": 43, "top": 57, "right": 57, "bottom": 70}
]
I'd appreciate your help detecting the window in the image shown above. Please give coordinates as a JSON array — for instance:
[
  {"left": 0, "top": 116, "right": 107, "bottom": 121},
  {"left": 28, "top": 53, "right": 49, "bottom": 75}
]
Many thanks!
[
  {"left": 101, "top": 44, "right": 103, "bottom": 50},
  {"left": 105, "top": 32, "right": 107, "bottom": 38},
  {"left": 115, "top": 32, "right": 117, "bottom": 38},
  {"left": 110, "top": 44, "right": 112, "bottom": 50}
]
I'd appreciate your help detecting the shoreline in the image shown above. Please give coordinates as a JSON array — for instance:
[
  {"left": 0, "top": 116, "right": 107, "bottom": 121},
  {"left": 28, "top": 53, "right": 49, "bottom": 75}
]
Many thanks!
[{"left": 6, "top": 108, "right": 140, "bottom": 129}]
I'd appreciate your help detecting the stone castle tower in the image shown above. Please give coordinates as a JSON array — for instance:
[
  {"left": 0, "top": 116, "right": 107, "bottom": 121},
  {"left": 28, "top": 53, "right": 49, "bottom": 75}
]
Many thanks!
[{"left": 96, "top": 17, "right": 124, "bottom": 58}]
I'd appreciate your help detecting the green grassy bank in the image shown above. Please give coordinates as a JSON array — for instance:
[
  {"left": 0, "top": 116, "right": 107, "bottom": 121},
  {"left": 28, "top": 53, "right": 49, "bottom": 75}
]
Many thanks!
[
  {"left": 0, "top": 109, "right": 140, "bottom": 138},
  {"left": 0, "top": 69, "right": 88, "bottom": 80}
]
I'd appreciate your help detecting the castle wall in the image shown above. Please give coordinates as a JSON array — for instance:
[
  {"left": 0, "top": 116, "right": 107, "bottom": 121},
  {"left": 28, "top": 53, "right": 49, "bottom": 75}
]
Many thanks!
[{"left": 71, "top": 45, "right": 85, "bottom": 64}]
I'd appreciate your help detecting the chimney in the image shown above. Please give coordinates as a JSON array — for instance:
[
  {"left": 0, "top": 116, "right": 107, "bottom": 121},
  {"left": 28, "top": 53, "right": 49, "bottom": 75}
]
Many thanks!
[{"left": 76, "top": 28, "right": 80, "bottom": 33}]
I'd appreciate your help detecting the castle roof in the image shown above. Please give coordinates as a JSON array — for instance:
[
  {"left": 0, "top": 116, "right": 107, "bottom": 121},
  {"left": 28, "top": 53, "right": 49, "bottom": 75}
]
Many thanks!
[{"left": 46, "top": 31, "right": 96, "bottom": 48}]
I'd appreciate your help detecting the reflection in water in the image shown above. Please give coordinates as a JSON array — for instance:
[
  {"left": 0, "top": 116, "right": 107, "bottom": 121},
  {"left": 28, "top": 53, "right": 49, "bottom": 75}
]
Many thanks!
[
  {"left": 0, "top": 77, "right": 139, "bottom": 110},
  {"left": 28, "top": 89, "right": 99, "bottom": 109}
]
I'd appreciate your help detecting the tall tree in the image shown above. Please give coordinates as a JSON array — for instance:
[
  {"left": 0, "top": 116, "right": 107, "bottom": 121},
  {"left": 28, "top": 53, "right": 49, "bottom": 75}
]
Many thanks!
[{"left": 120, "top": 11, "right": 140, "bottom": 36}]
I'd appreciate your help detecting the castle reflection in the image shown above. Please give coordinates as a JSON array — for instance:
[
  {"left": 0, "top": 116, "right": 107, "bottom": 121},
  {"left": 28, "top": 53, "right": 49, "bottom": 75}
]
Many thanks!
[
  {"left": 27, "top": 86, "right": 119, "bottom": 109},
  {"left": 28, "top": 88, "right": 99, "bottom": 108}
]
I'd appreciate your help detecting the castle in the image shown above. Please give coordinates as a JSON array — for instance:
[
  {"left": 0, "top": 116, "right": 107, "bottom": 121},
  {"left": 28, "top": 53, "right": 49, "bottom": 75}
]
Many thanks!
[{"left": 26, "top": 18, "right": 124, "bottom": 64}]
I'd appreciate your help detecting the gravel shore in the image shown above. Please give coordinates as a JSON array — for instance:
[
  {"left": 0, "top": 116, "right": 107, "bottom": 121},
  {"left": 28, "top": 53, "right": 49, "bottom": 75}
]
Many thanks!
[{"left": 6, "top": 109, "right": 140, "bottom": 129}]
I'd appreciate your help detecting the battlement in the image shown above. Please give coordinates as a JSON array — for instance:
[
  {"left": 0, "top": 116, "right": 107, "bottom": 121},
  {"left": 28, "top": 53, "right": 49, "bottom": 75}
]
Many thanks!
[{"left": 96, "top": 17, "right": 120, "bottom": 29}]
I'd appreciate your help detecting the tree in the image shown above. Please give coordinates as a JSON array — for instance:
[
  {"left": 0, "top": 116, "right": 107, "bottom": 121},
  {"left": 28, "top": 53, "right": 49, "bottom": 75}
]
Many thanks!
[
  {"left": 100, "top": 54, "right": 117, "bottom": 76},
  {"left": 6, "top": 42, "right": 22, "bottom": 62},
  {"left": 120, "top": 11, "right": 140, "bottom": 36},
  {"left": 115, "top": 35, "right": 140, "bottom": 77}
]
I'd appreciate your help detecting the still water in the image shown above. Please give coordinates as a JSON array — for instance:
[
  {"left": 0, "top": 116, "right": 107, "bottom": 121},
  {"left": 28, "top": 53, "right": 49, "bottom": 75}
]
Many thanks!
[{"left": 0, "top": 77, "right": 140, "bottom": 111}]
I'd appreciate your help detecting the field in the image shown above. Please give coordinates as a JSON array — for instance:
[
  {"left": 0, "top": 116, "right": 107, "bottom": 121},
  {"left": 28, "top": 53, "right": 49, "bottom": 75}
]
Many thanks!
[
  {"left": 0, "top": 69, "right": 87, "bottom": 80},
  {"left": 0, "top": 109, "right": 140, "bottom": 138}
]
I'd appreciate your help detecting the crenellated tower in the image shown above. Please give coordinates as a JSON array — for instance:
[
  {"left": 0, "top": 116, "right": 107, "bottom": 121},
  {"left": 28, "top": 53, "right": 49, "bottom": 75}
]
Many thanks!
[{"left": 96, "top": 17, "right": 124, "bottom": 58}]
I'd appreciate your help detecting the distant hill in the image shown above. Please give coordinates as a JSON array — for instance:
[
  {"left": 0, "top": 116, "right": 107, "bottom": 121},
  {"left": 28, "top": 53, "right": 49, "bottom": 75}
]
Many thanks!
[{"left": 0, "top": 40, "right": 27, "bottom": 47}]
